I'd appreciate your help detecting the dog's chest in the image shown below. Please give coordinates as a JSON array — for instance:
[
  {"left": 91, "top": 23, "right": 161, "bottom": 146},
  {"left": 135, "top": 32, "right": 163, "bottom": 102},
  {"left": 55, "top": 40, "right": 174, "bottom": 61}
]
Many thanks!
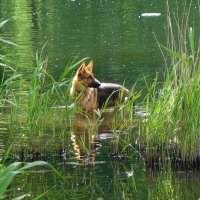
[{"left": 79, "top": 88, "right": 97, "bottom": 111}]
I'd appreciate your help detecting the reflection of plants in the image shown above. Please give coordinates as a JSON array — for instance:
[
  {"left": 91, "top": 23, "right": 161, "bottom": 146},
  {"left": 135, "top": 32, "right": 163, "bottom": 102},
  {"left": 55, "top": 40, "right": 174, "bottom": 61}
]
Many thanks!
[
  {"left": 110, "top": 156, "right": 145, "bottom": 200},
  {"left": 0, "top": 19, "right": 19, "bottom": 107},
  {"left": 147, "top": 169, "right": 179, "bottom": 200},
  {"left": 0, "top": 19, "right": 19, "bottom": 47}
]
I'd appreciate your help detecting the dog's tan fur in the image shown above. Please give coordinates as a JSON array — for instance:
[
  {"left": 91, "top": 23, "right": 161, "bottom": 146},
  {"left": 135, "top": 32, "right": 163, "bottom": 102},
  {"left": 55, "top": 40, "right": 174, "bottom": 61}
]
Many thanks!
[{"left": 70, "top": 60, "right": 99, "bottom": 112}]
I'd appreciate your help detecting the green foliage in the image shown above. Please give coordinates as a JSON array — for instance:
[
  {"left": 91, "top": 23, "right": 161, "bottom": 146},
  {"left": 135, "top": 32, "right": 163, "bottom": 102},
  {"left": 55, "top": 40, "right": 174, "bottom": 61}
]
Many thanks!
[
  {"left": 1, "top": 51, "right": 89, "bottom": 132},
  {"left": 0, "top": 161, "right": 49, "bottom": 199},
  {"left": 143, "top": 4, "right": 200, "bottom": 160}
]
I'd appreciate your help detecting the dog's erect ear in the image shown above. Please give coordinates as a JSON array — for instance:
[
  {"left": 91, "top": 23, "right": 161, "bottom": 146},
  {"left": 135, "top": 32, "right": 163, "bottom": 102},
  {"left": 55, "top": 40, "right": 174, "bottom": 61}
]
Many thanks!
[
  {"left": 77, "top": 61, "right": 86, "bottom": 74},
  {"left": 86, "top": 60, "right": 93, "bottom": 72}
]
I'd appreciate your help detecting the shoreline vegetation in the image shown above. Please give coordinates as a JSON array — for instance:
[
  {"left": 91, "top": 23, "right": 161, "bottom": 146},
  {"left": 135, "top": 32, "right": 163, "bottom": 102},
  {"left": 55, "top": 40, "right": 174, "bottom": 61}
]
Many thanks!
[{"left": 143, "top": 0, "right": 200, "bottom": 162}]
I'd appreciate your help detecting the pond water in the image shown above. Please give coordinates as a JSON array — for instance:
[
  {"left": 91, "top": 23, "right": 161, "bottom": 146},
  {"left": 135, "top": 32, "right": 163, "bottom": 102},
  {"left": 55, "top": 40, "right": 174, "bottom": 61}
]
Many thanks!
[{"left": 1, "top": 0, "right": 200, "bottom": 199}]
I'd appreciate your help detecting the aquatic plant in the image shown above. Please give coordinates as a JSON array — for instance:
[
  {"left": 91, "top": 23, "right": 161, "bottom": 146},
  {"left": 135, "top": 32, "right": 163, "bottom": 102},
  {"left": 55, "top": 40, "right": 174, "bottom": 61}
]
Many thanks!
[
  {"left": 143, "top": 1, "right": 200, "bottom": 160},
  {"left": 0, "top": 147, "right": 45, "bottom": 199},
  {"left": 0, "top": 22, "right": 89, "bottom": 153}
]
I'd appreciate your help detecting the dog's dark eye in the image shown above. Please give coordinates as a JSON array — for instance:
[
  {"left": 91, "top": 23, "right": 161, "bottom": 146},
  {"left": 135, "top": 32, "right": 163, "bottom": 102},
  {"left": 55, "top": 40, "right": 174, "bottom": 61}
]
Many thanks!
[{"left": 87, "top": 76, "right": 92, "bottom": 79}]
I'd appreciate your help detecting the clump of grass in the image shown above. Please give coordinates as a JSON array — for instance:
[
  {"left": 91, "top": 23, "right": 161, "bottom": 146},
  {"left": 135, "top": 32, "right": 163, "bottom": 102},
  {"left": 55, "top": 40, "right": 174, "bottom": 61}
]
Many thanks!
[
  {"left": 105, "top": 86, "right": 141, "bottom": 158},
  {"left": 4, "top": 55, "right": 89, "bottom": 154},
  {"left": 0, "top": 20, "right": 90, "bottom": 153},
  {"left": 143, "top": 1, "right": 200, "bottom": 160}
]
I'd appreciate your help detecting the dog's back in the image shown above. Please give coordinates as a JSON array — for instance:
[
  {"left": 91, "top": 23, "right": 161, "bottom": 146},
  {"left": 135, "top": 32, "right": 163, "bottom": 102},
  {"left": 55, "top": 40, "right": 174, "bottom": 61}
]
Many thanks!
[{"left": 97, "top": 83, "right": 129, "bottom": 108}]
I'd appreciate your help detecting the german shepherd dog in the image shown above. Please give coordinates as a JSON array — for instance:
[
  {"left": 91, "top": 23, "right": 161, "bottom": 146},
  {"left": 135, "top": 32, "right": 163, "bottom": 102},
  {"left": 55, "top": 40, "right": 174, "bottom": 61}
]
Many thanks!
[{"left": 70, "top": 60, "right": 129, "bottom": 112}]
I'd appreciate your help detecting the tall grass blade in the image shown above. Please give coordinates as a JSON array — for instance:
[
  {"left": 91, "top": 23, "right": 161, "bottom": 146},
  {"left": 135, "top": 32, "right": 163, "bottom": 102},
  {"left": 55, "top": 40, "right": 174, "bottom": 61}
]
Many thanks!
[{"left": 0, "top": 144, "right": 13, "bottom": 164}]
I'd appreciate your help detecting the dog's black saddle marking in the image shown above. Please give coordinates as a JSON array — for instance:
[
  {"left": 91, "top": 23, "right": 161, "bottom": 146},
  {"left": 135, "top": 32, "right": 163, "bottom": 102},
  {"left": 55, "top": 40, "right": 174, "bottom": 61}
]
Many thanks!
[{"left": 97, "top": 83, "right": 128, "bottom": 108}]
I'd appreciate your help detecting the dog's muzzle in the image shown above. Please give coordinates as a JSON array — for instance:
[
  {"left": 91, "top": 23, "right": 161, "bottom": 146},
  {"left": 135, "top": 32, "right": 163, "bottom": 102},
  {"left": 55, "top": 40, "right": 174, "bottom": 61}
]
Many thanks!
[{"left": 88, "top": 78, "right": 101, "bottom": 88}]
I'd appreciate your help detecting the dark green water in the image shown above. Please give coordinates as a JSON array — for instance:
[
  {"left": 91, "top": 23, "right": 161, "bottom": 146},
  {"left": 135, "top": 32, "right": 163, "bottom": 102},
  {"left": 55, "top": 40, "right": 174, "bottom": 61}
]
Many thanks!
[
  {"left": 1, "top": 0, "right": 200, "bottom": 199},
  {"left": 1, "top": 0, "right": 169, "bottom": 89}
]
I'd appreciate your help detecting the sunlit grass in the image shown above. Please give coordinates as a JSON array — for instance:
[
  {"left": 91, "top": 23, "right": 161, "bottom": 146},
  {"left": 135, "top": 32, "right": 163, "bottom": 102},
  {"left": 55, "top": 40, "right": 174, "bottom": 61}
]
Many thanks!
[{"left": 142, "top": 1, "right": 200, "bottom": 160}]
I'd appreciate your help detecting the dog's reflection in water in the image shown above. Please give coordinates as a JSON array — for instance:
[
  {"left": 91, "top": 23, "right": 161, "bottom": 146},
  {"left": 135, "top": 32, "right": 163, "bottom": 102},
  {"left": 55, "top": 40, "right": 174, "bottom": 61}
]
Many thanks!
[
  {"left": 71, "top": 110, "right": 131, "bottom": 164},
  {"left": 71, "top": 113, "right": 102, "bottom": 164}
]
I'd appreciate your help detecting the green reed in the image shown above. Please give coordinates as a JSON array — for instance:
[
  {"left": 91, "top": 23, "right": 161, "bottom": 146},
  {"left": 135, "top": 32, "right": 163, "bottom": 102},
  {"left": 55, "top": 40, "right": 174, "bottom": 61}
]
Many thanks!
[
  {"left": 4, "top": 55, "right": 89, "bottom": 153},
  {"left": 2, "top": 48, "right": 88, "bottom": 128},
  {"left": 142, "top": 1, "right": 200, "bottom": 160},
  {"left": 0, "top": 20, "right": 90, "bottom": 153},
  {"left": 108, "top": 83, "right": 141, "bottom": 155}
]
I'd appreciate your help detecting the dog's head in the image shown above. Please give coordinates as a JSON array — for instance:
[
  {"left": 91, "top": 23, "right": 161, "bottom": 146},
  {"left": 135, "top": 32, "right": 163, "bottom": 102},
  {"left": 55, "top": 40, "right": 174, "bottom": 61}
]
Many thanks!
[{"left": 76, "top": 60, "right": 101, "bottom": 88}]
